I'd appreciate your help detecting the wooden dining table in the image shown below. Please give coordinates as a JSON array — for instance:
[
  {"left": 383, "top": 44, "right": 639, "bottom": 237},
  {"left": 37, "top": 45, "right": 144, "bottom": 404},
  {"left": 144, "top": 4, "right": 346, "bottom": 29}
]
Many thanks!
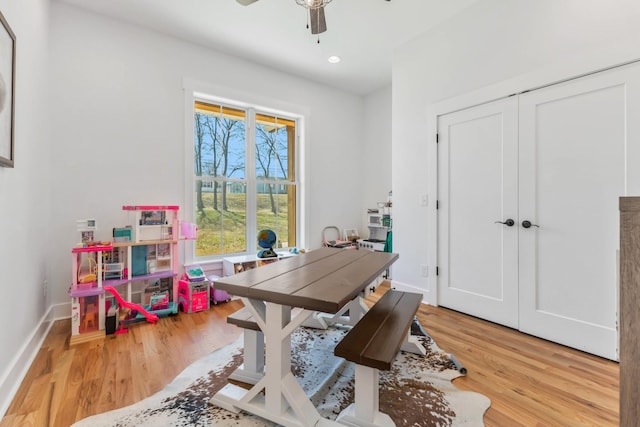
[{"left": 210, "top": 247, "right": 399, "bottom": 427}]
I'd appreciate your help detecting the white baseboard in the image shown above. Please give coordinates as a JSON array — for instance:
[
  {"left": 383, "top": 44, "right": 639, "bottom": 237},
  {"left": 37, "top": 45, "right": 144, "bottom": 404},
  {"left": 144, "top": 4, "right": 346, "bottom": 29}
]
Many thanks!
[
  {"left": 0, "top": 304, "right": 59, "bottom": 418},
  {"left": 53, "top": 301, "right": 72, "bottom": 320},
  {"left": 389, "top": 279, "right": 433, "bottom": 305},
  {"left": 0, "top": 302, "right": 69, "bottom": 418}
]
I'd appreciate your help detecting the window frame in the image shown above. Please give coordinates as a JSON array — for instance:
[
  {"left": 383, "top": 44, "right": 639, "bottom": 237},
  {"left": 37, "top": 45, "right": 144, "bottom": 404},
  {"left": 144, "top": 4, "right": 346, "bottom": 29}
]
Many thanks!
[{"left": 184, "top": 85, "right": 305, "bottom": 264}]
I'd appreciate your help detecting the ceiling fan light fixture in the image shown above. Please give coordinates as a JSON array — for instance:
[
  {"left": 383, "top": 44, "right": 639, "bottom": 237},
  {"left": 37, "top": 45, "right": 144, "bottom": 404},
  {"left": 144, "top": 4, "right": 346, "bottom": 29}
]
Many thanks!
[
  {"left": 240, "top": 0, "right": 388, "bottom": 43},
  {"left": 295, "top": 0, "right": 332, "bottom": 10}
]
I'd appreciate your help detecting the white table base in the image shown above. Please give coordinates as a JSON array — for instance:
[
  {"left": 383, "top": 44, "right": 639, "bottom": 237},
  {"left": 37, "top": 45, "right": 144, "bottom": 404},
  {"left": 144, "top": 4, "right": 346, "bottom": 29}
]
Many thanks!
[
  {"left": 211, "top": 298, "right": 342, "bottom": 426},
  {"left": 228, "top": 295, "right": 372, "bottom": 386},
  {"left": 302, "top": 297, "right": 370, "bottom": 329}
]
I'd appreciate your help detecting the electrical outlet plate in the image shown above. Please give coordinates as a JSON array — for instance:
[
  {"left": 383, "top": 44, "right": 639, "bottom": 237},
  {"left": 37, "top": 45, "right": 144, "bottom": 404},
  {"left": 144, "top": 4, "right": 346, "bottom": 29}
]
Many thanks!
[{"left": 420, "top": 264, "right": 428, "bottom": 277}]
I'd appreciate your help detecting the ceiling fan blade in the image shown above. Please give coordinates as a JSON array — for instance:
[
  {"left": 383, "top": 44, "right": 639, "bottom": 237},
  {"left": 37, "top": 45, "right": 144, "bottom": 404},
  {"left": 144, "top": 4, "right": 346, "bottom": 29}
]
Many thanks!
[
  {"left": 309, "top": 6, "right": 327, "bottom": 34},
  {"left": 236, "top": 0, "right": 259, "bottom": 5}
]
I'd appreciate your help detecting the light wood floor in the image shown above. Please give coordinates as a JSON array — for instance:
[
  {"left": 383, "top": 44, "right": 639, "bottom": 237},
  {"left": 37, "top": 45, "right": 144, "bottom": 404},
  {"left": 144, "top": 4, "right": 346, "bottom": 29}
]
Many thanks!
[{"left": 1, "top": 283, "right": 619, "bottom": 426}]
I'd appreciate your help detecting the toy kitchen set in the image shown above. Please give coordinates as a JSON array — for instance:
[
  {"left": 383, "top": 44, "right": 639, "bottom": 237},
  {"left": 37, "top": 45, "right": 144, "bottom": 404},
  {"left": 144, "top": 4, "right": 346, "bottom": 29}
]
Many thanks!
[{"left": 358, "top": 193, "right": 392, "bottom": 252}]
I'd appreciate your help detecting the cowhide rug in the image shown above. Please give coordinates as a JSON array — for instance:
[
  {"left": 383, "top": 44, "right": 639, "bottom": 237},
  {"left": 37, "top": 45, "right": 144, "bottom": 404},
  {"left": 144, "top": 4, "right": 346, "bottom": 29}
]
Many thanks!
[{"left": 73, "top": 323, "right": 490, "bottom": 426}]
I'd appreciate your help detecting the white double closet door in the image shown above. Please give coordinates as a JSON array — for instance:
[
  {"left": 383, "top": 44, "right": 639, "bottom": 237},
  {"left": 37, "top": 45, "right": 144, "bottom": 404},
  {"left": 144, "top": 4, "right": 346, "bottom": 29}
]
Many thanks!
[{"left": 437, "top": 62, "right": 640, "bottom": 360}]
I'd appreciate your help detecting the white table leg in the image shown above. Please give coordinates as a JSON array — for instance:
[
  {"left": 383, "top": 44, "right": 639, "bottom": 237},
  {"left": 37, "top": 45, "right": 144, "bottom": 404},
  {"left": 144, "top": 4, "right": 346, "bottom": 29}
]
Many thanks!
[
  {"left": 265, "top": 302, "right": 292, "bottom": 413},
  {"left": 212, "top": 299, "right": 341, "bottom": 426}
]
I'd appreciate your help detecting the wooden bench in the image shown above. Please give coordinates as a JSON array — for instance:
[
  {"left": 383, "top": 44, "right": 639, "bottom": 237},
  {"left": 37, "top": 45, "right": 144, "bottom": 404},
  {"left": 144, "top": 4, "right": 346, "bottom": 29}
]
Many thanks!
[
  {"left": 227, "top": 306, "right": 261, "bottom": 331},
  {"left": 226, "top": 307, "right": 264, "bottom": 384},
  {"left": 334, "top": 289, "right": 425, "bottom": 427}
]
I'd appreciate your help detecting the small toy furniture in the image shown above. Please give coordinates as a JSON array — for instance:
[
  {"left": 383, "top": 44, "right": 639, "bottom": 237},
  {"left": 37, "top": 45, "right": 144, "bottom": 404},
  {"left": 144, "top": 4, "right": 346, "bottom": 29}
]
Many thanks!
[
  {"left": 83, "top": 303, "right": 98, "bottom": 330},
  {"left": 149, "top": 292, "right": 169, "bottom": 311},
  {"left": 322, "top": 225, "right": 356, "bottom": 248},
  {"left": 103, "top": 262, "right": 124, "bottom": 280},
  {"left": 77, "top": 255, "right": 98, "bottom": 285},
  {"left": 209, "top": 275, "right": 231, "bottom": 305},
  {"left": 144, "top": 278, "right": 171, "bottom": 305},
  {"left": 184, "top": 264, "right": 206, "bottom": 281},
  {"left": 178, "top": 279, "right": 210, "bottom": 313}
]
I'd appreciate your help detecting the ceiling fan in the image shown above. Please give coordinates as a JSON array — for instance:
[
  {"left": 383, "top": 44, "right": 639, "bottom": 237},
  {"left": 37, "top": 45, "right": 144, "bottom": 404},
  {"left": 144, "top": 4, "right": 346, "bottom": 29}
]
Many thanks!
[
  {"left": 237, "top": 0, "right": 330, "bottom": 35},
  {"left": 237, "top": 0, "right": 391, "bottom": 37}
]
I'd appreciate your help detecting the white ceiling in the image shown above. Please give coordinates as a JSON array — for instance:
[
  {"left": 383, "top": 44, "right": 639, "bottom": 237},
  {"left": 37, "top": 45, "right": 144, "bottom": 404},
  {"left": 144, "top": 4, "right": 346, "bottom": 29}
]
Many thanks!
[{"left": 56, "top": 0, "right": 480, "bottom": 95}]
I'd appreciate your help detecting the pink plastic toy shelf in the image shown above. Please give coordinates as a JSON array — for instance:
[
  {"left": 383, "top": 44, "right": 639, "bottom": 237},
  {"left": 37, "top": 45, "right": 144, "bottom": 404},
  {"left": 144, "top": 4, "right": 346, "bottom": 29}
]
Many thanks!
[{"left": 72, "top": 245, "right": 113, "bottom": 253}]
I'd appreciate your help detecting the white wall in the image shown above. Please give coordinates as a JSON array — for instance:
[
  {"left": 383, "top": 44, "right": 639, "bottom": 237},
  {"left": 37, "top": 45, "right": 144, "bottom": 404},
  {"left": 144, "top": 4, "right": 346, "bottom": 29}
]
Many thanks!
[
  {"left": 0, "top": 0, "right": 52, "bottom": 416},
  {"left": 361, "top": 85, "right": 392, "bottom": 235},
  {"left": 391, "top": 0, "right": 640, "bottom": 299},
  {"left": 47, "top": 2, "right": 366, "bottom": 308}
]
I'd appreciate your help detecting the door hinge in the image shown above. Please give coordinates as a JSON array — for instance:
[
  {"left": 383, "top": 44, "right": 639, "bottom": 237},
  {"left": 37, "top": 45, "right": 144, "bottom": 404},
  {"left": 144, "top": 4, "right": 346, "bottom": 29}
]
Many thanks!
[
  {"left": 436, "top": 133, "right": 439, "bottom": 143},
  {"left": 436, "top": 266, "right": 439, "bottom": 276},
  {"left": 436, "top": 200, "right": 440, "bottom": 209}
]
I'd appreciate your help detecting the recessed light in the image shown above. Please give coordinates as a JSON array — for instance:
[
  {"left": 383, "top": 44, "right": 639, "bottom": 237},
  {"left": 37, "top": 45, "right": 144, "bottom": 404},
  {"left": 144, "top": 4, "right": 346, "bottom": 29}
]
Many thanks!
[{"left": 328, "top": 56, "right": 341, "bottom": 64}]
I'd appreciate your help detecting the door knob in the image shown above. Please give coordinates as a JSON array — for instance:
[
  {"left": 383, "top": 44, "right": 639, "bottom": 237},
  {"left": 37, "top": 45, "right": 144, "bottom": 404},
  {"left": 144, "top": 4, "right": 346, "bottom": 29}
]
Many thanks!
[
  {"left": 494, "top": 219, "right": 515, "bottom": 227},
  {"left": 522, "top": 220, "right": 540, "bottom": 229}
]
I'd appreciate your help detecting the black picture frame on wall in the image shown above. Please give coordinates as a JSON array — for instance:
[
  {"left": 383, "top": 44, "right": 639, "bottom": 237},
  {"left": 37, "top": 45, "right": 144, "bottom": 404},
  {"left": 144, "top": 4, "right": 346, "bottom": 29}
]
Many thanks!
[{"left": 0, "top": 9, "right": 15, "bottom": 168}]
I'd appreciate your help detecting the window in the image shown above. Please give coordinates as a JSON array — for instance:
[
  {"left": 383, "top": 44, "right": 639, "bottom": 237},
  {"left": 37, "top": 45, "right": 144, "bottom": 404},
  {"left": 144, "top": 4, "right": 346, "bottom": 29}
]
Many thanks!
[{"left": 191, "top": 99, "right": 299, "bottom": 258}]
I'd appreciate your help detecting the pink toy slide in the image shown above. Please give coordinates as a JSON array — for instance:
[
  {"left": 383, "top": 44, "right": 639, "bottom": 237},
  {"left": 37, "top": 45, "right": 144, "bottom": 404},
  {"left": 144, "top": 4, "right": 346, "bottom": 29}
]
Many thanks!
[{"left": 104, "top": 286, "right": 159, "bottom": 323}]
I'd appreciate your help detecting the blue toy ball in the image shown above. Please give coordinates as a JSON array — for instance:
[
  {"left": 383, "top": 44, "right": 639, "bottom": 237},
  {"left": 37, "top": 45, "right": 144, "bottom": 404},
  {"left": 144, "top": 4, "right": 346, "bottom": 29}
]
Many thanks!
[{"left": 257, "top": 229, "right": 278, "bottom": 258}]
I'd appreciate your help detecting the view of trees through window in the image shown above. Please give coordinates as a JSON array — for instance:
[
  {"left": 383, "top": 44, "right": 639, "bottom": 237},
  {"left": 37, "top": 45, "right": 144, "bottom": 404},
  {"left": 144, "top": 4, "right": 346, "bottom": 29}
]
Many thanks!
[{"left": 193, "top": 101, "right": 297, "bottom": 257}]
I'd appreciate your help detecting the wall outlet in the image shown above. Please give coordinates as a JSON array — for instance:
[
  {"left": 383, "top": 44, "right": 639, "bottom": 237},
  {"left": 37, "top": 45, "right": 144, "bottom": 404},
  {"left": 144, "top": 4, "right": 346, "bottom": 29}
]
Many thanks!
[{"left": 420, "top": 264, "right": 428, "bottom": 277}]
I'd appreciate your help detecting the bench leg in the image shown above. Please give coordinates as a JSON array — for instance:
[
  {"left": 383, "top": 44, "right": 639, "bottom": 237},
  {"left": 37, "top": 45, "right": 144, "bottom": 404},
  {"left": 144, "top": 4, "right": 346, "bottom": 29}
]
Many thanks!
[
  {"left": 400, "top": 331, "right": 427, "bottom": 356},
  {"left": 302, "top": 297, "right": 370, "bottom": 329},
  {"left": 301, "top": 312, "right": 330, "bottom": 329},
  {"left": 229, "top": 329, "right": 265, "bottom": 385},
  {"left": 336, "top": 365, "right": 395, "bottom": 427}
]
